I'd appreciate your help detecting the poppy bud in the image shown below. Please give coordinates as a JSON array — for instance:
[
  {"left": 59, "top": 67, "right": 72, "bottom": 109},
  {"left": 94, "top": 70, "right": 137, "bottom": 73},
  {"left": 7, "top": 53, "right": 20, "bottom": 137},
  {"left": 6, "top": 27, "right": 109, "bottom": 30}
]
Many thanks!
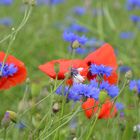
[
  {"left": 99, "top": 91, "right": 108, "bottom": 104},
  {"left": 72, "top": 40, "right": 80, "bottom": 49}
]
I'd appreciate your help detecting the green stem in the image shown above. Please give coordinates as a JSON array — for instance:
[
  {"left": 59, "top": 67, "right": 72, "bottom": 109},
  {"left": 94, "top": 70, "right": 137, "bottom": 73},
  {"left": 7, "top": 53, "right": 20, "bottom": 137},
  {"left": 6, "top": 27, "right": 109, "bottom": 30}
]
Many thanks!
[
  {"left": 85, "top": 108, "right": 101, "bottom": 140},
  {"left": 3, "top": 128, "right": 7, "bottom": 140}
]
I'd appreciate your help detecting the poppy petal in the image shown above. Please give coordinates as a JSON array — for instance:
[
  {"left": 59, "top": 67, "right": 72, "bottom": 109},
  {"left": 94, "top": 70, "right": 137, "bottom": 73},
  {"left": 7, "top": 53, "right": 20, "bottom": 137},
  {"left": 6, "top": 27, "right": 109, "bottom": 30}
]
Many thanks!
[
  {"left": 84, "top": 43, "right": 118, "bottom": 69},
  {"left": 39, "top": 59, "right": 88, "bottom": 80}
]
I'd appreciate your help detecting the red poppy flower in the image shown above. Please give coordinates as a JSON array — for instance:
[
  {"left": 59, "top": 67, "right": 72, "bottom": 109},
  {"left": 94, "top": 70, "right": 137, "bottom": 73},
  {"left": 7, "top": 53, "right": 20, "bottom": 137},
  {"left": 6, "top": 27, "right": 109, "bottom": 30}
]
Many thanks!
[
  {"left": 0, "top": 52, "right": 27, "bottom": 90},
  {"left": 82, "top": 98, "right": 117, "bottom": 119},
  {"left": 84, "top": 43, "right": 118, "bottom": 84},
  {"left": 39, "top": 59, "right": 88, "bottom": 81}
]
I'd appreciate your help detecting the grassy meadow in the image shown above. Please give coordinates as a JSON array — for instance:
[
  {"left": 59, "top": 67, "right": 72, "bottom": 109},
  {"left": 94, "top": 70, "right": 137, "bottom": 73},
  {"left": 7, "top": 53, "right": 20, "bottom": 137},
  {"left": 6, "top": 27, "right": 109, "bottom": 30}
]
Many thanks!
[{"left": 0, "top": 0, "right": 140, "bottom": 139}]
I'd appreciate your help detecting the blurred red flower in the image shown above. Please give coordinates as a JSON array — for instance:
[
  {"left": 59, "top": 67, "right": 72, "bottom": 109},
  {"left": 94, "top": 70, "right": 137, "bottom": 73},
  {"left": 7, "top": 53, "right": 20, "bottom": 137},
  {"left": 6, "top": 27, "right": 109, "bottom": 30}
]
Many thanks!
[
  {"left": 82, "top": 98, "right": 117, "bottom": 119},
  {"left": 0, "top": 52, "right": 27, "bottom": 90},
  {"left": 84, "top": 43, "right": 118, "bottom": 84}
]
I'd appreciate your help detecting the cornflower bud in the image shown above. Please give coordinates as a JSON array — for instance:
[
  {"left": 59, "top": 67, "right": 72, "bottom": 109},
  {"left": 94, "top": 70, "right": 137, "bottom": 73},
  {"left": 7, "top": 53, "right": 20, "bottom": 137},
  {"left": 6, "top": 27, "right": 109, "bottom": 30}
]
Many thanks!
[
  {"left": 125, "top": 70, "right": 132, "bottom": 79},
  {"left": 72, "top": 40, "right": 80, "bottom": 49}
]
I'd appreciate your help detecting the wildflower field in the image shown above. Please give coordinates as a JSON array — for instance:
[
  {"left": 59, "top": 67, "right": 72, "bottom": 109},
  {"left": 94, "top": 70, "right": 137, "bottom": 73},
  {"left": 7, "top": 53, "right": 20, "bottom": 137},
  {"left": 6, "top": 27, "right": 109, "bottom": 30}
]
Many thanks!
[{"left": 0, "top": 0, "right": 140, "bottom": 139}]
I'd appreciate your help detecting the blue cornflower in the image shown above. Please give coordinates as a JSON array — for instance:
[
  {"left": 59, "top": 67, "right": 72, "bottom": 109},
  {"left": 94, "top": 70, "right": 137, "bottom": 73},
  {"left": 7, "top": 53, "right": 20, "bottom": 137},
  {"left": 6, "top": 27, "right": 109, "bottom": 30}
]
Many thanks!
[
  {"left": 73, "top": 7, "right": 86, "bottom": 16},
  {"left": 130, "top": 15, "right": 140, "bottom": 23},
  {"left": 66, "top": 23, "right": 88, "bottom": 33},
  {"left": 90, "top": 64, "right": 113, "bottom": 77},
  {"left": 130, "top": 80, "right": 140, "bottom": 93},
  {"left": 69, "top": 83, "right": 99, "bottom": 101},
  {"left": 16, "top": 122, "right": 26, "bottom": 130},
  {"left": 126, "top": 0, "right": 140, "bottom": 10},
  {"left": 100, "top": 81, "right": 119, "bottom": 98},
  {"left": 0, "top": 63, "right": 18, "bottom": 77},
  {"left": 119, "top": 66, "right": 132, "bottom": 73},
  {"left": 36, "top": 0, "right": 64, "bottom": 5},
  {"left": 120, "top": 32, "right": 134, "bottom": 39},
  {"left": 0, "top": 18, "right": 13, "bottom": 26},
  {"left": 68, "top": 46, "right": 87, "bottom": 55},
  {"left": 107, "top": 85, "right": 119, "bottom": 98},
  {"left": 0, "top": 0, "right": 13, "bottom": 5},
  {"left": 116, "top": 102, "right": 124, "bottom": 111},
  {"left": 89, "top": 79, "right": 98, "bottom": 88},
  {"left": 63, "top": 32, "right": 87, "bottom": 45},
  {"left": 55, "top": 86, "right": 69, "bottom": 96},
  {"left": 75, "top": 47, "right": 87, "bottom": 55}
]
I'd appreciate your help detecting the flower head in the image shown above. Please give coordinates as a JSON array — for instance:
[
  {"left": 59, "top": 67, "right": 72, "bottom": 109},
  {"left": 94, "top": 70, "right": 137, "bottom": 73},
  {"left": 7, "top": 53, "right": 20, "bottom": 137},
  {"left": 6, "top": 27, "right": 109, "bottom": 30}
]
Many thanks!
[
  {"left": 63, "top": 32, "right": 88, "bottom": 45},
  {"left": 90, "top": 64, "right": 113, "bottom": 77},
  {"left": 129, "top": 80, "right": 140, "bottom": 93},
  {"left": 82, "top": 98, "right": 117, "bottom": 119},
  {"left": 130, "top": 15, "right": 140, "bottom": 23},
  {"left": 0, "top": 0, "right": 13, "bottom": 5},
  {"left": 0, "top": 52, "right": 27, "bottom": 90},
  {"left": 73, "top": 7, "right": 86, "bottom": 16},
  {"left": 100, "top": 81, "right": 119, "bottom": 98},
  {"left": 0, "top": 17, "right": 13, "bottom": 26},
  {"left": 84, "top": 44, "right": 118, "bottom": 84},
  {"left": 66, "top": 23, "right": 88, "bottom": 33}
]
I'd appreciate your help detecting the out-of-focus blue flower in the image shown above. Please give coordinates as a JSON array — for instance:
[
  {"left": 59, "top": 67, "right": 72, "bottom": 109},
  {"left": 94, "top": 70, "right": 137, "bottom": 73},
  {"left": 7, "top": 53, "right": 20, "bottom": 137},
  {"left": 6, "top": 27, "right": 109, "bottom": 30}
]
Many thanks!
[
  {"left": 130, "top": 80, "right": 140, "bottom": 93},
  {"left": 120, "top": 32, "right": 134, "bottom": 39},
  {"left": 16, "top": 122, "right": 26, "bottom": 130},
  {"left": 126, "top": 0, "right": 140, "bottom": 10},
  {"left": 56, "top": 86, "right": 69, "bottom": 96},
  {"left": 119, "top": 66, "right": 132, "bottom": 73},
  {"left": 75, "top": 47, "right": 87, "bottom": 55},
  {"left": 116, "top": 102, "right": 124, "bottom": 111},
  {"left": 100, "top": 81, "right": 119, "bottom": 98},
  {"left": 90, "top": 64, "right": 113, "bottom": 77},
  {"left": 0, "top": 0, "right": 13, "bottom": 5},
  {"left": 130, "top": 80, "right": 137, "bottom": 90},
  {"left": 68, "top": 46, "right": 87, "bottom": 55},
  {"left": 130, "top": 15, "right": 140, "bottom": 23},
  {"left": 36, "top": 0, "right": 64, "bottom": 5},
  {"left": 63, "top": 32, "right": 88, "bottom": 45},
  {"left": 0, "top": 18, "right": 13, "bottom": 26},
  {"left": 0, "top": 63, "right": 18, "bottom": 78},
  {"left": 73, "top": 7, "right": 86, "bottom": 16},
  {"left": 66, "top": 23, "right": 88, "bottom": 33}
]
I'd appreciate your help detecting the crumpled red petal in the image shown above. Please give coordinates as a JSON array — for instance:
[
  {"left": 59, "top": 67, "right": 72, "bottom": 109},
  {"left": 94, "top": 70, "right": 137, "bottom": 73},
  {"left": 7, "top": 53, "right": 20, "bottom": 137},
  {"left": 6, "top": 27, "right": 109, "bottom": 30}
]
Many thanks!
[
  {"left": 82, "top": 98, "right": 117, "bottom": 119},
  {"left": 39, "top": 59, "right": 88, "bottom": 80},
  {"left": 0, "top": 52, "right": 27, "bottom": 90}
]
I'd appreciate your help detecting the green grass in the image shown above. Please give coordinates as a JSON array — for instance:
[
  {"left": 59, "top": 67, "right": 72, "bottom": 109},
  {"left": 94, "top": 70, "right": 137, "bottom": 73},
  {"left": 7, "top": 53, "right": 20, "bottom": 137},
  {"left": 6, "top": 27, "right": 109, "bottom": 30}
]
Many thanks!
[{"left": 0, "top": 0, "right": 140, "bottom": 139}]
